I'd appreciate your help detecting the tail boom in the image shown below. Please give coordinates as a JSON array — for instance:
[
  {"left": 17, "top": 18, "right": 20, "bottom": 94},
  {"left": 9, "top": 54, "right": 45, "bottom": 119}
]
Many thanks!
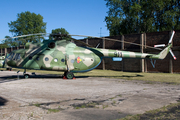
[{"left": 95, "top": 44, "right": 172, "bottom": 60}]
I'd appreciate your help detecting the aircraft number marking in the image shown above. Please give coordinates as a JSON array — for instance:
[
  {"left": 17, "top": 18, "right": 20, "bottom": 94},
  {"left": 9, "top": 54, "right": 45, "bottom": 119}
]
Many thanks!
[{"left": 114, "top": 52, "right": 122, "bottom": 57}]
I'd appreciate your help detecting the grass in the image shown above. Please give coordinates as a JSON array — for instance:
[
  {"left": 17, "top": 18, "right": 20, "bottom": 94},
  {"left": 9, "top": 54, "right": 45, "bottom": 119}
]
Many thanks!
[
  {"left": 119, "top": 102, "right": 180, "bottom": 120},
  {"left": 48, "top": 108, "right": 60, "bottom": 113},
  {"left": 33, "top": 103, "right": 41, "bottom": 107},
  {"left": 75, "top": 69, "right": 180, "bottom": 84},
  {"left": 73, "top": 102, "right": 98, "bottom": 109},
  {"left": 103, "top": 105, "right": 108, "bottom": 109}
]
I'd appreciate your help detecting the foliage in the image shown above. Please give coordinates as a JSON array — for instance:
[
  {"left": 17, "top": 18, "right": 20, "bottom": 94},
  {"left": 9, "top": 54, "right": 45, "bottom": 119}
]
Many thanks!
[
  {"left": 105, "top": 0, "right": 180, "bottom": 36},
  {"left": 0, "top": 36, "right": 13, "bottom": 48},
  {"left": 0, "top": 44, "right": 8, "bottom": 49},
  {"left": 49, "top": 28, "right": 71, "bottom": 40},
  {"left": 1, "top": 36, "right": 18, "bottom": 47},
  {"left": 7, "top": 11, "right": 46, "bottom": 45}
]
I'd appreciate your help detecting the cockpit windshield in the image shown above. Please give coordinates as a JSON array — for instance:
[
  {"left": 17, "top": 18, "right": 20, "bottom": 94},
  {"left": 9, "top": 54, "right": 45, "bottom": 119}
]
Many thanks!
[
  {"left": 13, "top": 53, "right": 21, "bottom": 60},
  {"left": 7, "top": 53, "right": 14, "bottom": 60},
  {"left": 7, "top": 53, "right": 21, "bottom": 60}
]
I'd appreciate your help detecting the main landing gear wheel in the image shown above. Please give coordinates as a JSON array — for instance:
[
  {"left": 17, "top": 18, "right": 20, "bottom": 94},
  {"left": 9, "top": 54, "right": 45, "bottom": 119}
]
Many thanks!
[
  {"left": 24, "top": 74, "right": 30, "bottom": 79},
  {"left": 63, "top": 72, "right": 75, "bottom": 79}
]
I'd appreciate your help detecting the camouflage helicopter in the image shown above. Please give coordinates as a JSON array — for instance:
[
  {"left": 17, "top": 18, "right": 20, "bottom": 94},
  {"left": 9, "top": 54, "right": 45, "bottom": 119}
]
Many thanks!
[{"left": 0, "top": 31, "right": 176, "bottom": 79}]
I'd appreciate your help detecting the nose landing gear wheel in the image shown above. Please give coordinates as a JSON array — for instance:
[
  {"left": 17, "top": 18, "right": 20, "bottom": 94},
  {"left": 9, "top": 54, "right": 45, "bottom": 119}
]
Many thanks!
[{"left": 24, "top": 74, "right": 30, "bottom": 79}]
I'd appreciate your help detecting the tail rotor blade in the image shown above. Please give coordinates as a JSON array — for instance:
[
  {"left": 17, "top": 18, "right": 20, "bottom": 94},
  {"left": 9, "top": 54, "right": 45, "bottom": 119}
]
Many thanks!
[
  {"left": 154, "top": 44, "right": 165, "bottom": 48},
  {"left": 169, "top": 49, "right": 176, "bottom": 60},
  {"left": 169, "top": 31, "right": 175, "bottom": 44}
]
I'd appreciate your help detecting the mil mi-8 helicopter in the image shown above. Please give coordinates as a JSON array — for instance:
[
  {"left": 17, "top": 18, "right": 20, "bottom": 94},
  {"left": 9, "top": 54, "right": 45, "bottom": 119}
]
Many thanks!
[{"left": 0, "top": 31, "right": 176, "bottom": 79}]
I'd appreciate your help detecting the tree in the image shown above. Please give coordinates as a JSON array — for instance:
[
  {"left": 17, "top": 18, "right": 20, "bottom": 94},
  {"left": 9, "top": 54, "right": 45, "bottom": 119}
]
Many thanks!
[
  {"left": 105, "top": 0, "right": 180, "bottom": 36},
  {"left": 0, "top": 36, "right": 15, "bottom": 48},
  {"left": 8, "top": 11, "right": 46, "bottom": 45},
  {"left": 49, "top": 28, "right": 71, "bottom": 40}
]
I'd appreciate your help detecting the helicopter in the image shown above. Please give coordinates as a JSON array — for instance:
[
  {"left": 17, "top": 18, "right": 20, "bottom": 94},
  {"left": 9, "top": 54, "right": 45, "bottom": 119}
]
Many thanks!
[{"left": 0, "top": 31, "right": 176, "bottom": 79}]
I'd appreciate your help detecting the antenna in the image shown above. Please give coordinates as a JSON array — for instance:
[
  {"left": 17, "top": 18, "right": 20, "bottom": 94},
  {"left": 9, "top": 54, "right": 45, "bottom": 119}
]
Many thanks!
[{"left": 98, "top": 27, "right": 102, "bottom": 37}]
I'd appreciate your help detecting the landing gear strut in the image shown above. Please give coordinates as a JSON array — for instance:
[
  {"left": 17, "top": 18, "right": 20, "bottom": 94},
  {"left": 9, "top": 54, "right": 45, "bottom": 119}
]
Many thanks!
[
  {"left": 23, "top": 69, "right": 30, "bottom": 79},
  {"left": 63, "top": 71, "right": 75, "bottom": 79}
]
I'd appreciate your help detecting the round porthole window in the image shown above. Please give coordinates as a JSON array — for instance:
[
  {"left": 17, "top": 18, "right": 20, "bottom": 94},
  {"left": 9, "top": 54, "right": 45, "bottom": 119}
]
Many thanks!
[
  {"left": 45, "top": 57, "right": 49, "bottom": 61},
  {"left": 54, "top": 58, "right": 58, "bottom": 62},
  {"left": 61, "top": 59, "right": 65, "bottom": 62}
]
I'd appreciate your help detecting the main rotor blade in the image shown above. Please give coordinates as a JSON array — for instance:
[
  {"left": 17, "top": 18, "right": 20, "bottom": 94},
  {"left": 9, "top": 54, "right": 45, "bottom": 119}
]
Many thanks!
[
  {"left": 0, "top": 33, "right": 50, "bottom": 41},
  {"left": 70, "top": 37, "right": 92, "bottom": 47},
  {"left": 69, "top": 34, "right": 162, "bottom": 50},
  {"left": 0, "top": 33, "right": 163, "bottom": 51}
]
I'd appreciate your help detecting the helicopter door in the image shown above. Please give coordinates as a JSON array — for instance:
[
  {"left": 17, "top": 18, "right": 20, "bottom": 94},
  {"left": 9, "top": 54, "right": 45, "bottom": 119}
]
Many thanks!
[{"left": 50, "top": 51, "right": 67, "bottom": 71}]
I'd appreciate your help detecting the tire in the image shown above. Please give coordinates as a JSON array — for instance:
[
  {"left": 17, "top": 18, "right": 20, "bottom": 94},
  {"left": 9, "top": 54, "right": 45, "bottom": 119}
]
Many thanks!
[
  {"left": 66, "top": 72, "right": 74, "bottom": 79},
  {"left": 24, "top": 74, "right": 30, "bottom": 79}
]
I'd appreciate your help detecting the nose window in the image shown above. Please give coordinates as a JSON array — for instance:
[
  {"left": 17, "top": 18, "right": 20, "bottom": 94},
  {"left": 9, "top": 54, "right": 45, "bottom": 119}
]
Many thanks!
[{"left": 7, "top": 53, "right": 14, "bottom": 60}]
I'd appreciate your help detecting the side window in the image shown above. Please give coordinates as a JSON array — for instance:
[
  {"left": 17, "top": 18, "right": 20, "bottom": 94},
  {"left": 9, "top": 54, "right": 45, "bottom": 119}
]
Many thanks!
[
  {"left": 13, "top": 54, "right": 18, "bottom": 60},
  {"left": 17, "top": 54, "right": 21, "bottom": 60},
  {"left": 13, "top": 53, "right": 21, "bottom": 60}
]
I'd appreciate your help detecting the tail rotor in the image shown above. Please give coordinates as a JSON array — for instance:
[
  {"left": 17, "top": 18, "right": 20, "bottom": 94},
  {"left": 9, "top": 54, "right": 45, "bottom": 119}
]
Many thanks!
[{"left": 154, "top": 31, "right": 176, "bottom": 60}]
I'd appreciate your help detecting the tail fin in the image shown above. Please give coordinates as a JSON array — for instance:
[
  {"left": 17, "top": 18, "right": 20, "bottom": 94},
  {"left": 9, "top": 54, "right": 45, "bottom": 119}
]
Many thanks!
[
  {"left": 151, "top": 31, "right": 176, "bottom": 60},
  {"left": 157, "top": 44, "right": 172, "bottom": 59}
]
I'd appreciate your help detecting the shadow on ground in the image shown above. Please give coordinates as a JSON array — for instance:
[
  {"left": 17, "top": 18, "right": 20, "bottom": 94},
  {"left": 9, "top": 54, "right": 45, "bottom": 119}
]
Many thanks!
[
  {"left": 0, "top": 74, "right": 90, "bottom": 83},
  {"left": 0, "top": 96, "right": 8, "bottom": 106}
]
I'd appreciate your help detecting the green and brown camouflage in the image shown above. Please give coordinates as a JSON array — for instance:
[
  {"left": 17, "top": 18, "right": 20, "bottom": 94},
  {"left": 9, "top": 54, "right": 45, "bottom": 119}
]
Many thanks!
[
  {"left": 93, "top": 43, "right": 172, "bottom": 60},
  {"left": 5, "top": 38, "right": 172, "bottom": 74}
]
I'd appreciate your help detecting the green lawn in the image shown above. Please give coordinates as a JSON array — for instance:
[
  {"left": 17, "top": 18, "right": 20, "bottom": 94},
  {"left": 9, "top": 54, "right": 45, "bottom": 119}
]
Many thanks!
[{"left": 76, "top": 69, "right": 180, "bottom": 84}]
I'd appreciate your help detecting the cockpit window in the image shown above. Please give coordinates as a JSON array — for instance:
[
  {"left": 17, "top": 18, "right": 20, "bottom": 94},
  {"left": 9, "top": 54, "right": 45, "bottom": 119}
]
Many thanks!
[
  {"left": 13, "top": 53, "right": 21, "bottom": 60},
  {"left": 7, "top": 53, "right": 14, "bottom": 60},
  {"left": 7, "top": 53, "right": 21, "bottom": 60}
]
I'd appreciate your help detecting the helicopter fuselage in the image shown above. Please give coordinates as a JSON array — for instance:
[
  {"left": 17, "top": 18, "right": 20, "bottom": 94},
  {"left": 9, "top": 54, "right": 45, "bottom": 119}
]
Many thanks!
[
  {"left": 6, "top": 40, "right": 102, "bottom": 73},
  {"left": 5, "top": 37, "right": 172, "bottom": 74}
]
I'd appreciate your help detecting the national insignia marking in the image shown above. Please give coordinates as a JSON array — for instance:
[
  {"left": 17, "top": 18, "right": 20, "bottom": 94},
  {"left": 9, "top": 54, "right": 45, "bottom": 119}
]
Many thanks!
[{"left": 77, "top": 57, "right": 82, "bottom": 63}]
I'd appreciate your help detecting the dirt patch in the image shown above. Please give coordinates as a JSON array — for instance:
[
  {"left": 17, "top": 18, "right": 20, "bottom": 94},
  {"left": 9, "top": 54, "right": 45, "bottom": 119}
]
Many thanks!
[{"left": 0, "top": 71, "right": 180, "bottom": 120}]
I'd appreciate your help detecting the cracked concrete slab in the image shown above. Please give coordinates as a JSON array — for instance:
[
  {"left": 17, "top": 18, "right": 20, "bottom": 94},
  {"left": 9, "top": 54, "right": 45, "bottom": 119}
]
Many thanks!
[{"left": 0, "top": 71, "right": 180, "bottom": 120}]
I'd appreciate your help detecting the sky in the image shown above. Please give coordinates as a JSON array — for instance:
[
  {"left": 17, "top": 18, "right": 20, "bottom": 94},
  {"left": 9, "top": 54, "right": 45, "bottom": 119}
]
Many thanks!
[{"left": 0, "top": 0, "right": 109, "bottom": 41}]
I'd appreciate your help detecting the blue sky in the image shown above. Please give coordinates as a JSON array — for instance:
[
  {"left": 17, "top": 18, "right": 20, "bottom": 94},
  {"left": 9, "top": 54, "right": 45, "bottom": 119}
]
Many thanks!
[{"left": 0, "top": 0, "right": 109, "bottom": 40}]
